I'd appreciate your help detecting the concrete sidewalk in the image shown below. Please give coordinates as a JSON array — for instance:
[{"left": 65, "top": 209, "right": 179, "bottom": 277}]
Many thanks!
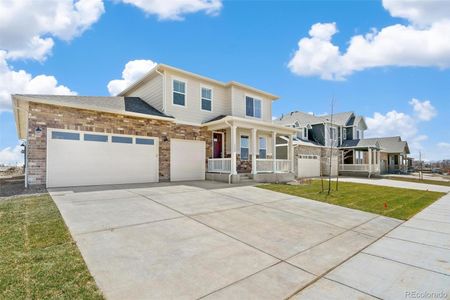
[
  {"left": 339, "top": 177, "right": 450, "bottom": 193},
  {"left": 295, "top": 193, "right": 450, "bottom": 299}
]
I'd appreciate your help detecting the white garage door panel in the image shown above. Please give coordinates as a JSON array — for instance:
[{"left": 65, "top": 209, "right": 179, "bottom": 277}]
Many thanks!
[
  {"left": 297, "top": 156, "right": 321, "bottom": 178},
  {"left": 170, "top": 139, "right": 205, "bottom": 181},
  {"left": 47, "top": 130, "right": 158, "bottom": 187}
]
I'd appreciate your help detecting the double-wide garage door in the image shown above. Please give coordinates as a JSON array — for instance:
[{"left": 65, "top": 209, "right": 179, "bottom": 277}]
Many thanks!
[{"left": 47, "top": 129, "right": 159, "bottom": 188}]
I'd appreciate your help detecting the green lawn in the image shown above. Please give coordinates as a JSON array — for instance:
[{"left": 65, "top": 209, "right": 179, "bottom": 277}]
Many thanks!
[
  {"left": 386, "top": 176, "right": 450, "bottom": 187},
  {"left": 0, "top": 194, "right": 103, "bottom": 299},
  {"left": 259, "top": 180, "right": 445, "bottom": 220}
]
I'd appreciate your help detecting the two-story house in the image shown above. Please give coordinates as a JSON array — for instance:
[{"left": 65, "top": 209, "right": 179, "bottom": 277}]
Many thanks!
[
  {"left": 276, "top": 111, "right": 410, "bottom": 177},
  {"left": 12, "top": 64, "right": 296, "bottom": 188}
]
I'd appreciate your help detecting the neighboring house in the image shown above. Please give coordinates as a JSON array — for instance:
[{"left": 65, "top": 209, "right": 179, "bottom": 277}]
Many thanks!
[
  {"left": 12, "top": 64, "right": 296, "bottom": 188},
  {"left": 276, "top": 111, "right": 411, "bottom": 177}
]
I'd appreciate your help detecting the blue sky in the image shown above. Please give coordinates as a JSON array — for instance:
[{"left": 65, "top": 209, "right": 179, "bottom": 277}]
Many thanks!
[{"left": 1, "top": 0, "right": 449, "bottom": 164}]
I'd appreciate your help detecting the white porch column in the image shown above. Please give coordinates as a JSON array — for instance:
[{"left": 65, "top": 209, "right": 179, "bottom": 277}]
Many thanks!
[
  {"left": 251, "top": 128, "right": 257, "bottom": 175},
  {"left": 289, "top": 134, "right": 294, "bottom": 172},
  {"left": 272, "top": 131, "right": 277, "bottom": 173},
  {"left": 230, "top": 124, "right": 237, "bottom": 175},
  {"left": 368, "top": 148, "right": 372, "bottom": 176},
  {"left": 377, "top": 150, "right": 381, "bottom": 172}
]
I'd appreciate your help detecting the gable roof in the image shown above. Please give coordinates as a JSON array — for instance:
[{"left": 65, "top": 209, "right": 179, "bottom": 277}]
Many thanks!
[
  {"left": 275, "top": 111, "right": 321, "bottom": 127},
  {"left": 275, "top": 110, "right": 359, "bottom": 127},
  {"left": 342, "top": 136, "right": 410, "bottom": 154},
  {"left": 117, "top": 63, "right": 279, "bottom": 100}
]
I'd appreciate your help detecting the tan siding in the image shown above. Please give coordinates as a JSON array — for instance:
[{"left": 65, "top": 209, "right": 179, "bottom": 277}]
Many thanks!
[
  {"left": 230, "top": 86, "right": 272, "bottom": 122},
  {"left": 164, "top": 69, "right": 231, "bottom": 124},
  {"left": 125, "top": 73, "right": 163, "bottom": 112}
]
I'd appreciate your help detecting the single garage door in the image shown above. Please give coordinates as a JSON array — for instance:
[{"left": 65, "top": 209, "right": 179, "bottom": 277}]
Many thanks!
[
  {"left": 297, "top": 155, "right": 321, "bottom": 178},
  {"left": 170, "top": 139, "right": 205, "bottom": 181},
  {"left": 47, "top": 129, "right": 159, "bottom": 187}
]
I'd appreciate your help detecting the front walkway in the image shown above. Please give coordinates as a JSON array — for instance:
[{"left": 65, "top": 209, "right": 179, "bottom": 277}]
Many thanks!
[
  {"left": 49, "top": 182, "right": 401, "bottom": 299},
  {"left": 339, "top": 177, "right": 450, "bottom": 193},
  {"left": 297, "top": 193, "right": 450, "bottom": 299}
]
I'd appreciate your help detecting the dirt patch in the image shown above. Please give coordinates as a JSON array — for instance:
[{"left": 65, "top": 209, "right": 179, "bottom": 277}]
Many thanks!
[{"left": 0, "top": 175, "right": 47, "bottom": 198}]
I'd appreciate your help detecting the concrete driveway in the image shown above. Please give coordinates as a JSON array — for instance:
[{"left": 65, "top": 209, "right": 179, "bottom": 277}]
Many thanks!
[{"left": 50, "top": 181, "right": 404, "bottom": 299}]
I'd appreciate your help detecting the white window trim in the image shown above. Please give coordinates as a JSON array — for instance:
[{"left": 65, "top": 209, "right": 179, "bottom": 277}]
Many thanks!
[
  {"left": 240, "top": 135, "right": 250, "bottom": 160},
  {"left": 258, "top": 136, "right": 267, "bottom": 158},
  {"left": 245, "top": 94, "right": 263, "bottom": 119},
  {"left": 303, "top": 127, "right": 308, "bottom": 139},
  {"left": 329, "top": 126, "right": 338, "bottom": 141},
  {"left": 200, "top": 85, "right": 213, "bottom": 112},
  {"left": 172, "top": 77, "right": 187, "bottom": 108}
]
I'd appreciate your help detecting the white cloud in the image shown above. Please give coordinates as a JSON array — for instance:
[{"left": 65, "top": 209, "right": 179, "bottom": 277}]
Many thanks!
[
  {"left": 438, "top": 142, "right": 450, "bottom": 149},
  {"left": 409, "top": 98, "right": 437, "bottom": 121},
  {"left": 0, "top": 144, "right": 23, "bottom": 166},
  {"left": 107, "top": 59, "right": 157, "bottom": 95},
  {"left": 366, "top": 110, "right": 417, "bottom": 140},
  {"left": 0, "top": 0, "right": 105, "bottom": 61},
  {"left": 0, "top": 51, "right": 76, "bottom": 111},
  {"left": 365, "top": 98, "right": 437, "bottom": 155},
  {"left": 288, "top": 1, "right": 450, "bottom": 80},
  {"left": 120, "top": 0, "right": 222, "bottom": 20},
  {"left": 383, "top": 0, "right": 450, "bottom": 26}
]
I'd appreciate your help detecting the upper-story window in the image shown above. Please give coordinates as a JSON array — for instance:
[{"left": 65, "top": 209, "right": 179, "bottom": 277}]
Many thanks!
[
  {"left": 356, "top": 129, "right": 363, "bottom": 139},
  {"left": 245, "top": 96, "right": 261, "bottom": 118},
  {"left": 329, "top": 127, "right": 337, "bottom": 140},
  {"left": 201, "top": 87, "right": 212, "bottom": 111},
  {"left": 303, "top": 128, "right": 308, "bottom": 139},
  {"left": 173, "top": 79, "right": 186, "bottom": 106}
]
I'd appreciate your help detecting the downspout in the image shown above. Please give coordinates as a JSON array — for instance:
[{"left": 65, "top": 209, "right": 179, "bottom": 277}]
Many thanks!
[
  {"left": 224, "top": 119, "right": 233, "bottom": 184},
  {"left": 14, "top": 103, "right": 30, "bottom": 188},
  {"left": 155, "top": 68, "right": 166, "bottom": 112}
]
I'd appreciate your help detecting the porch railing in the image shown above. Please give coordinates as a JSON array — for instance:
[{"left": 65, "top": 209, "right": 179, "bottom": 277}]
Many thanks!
[
  {"left": 255, "top": 159, "right": 291, "bottom": 173},
  {"left": 339, "top": 164, "right": 380, "bottom": 172},
  {"left": 276, "top": 159, "right": 291, "bottom": 173},
  {"left": 208, "top": 158, "right": 231, "bottom": 173}
]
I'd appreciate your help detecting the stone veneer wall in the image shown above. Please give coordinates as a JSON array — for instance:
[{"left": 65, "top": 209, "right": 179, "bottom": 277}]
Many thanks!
[{"left": 26, "top": 102, "right": 212, "bottom": 186}]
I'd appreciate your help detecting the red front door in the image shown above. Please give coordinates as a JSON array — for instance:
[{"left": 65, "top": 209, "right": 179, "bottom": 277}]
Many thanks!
[{"left": 213, "top": 133, "right": 223, "bottom": 158}]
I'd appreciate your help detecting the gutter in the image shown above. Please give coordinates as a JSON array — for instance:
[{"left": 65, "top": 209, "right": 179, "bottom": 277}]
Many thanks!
[{"left": 155, "top": 68, "right": 166, "bottom": 112}]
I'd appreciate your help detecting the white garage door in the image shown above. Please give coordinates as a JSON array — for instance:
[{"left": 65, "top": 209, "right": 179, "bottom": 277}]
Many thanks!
[
  {"left": 170, "top": 139, "right": 205, "bottom": 181},
  {"left": 47, "top": 129, "right": 159, "bottom": 188},
  {"left": 297, "top": 155, "right": 321, "bottom": 178}
]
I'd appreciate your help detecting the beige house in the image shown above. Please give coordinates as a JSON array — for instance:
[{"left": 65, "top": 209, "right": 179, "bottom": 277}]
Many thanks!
[{"left": 13, "top": 64, "right": 296, "bottom": 188}]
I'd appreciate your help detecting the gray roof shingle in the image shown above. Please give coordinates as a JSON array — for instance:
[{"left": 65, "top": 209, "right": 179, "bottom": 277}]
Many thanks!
[
  {"left": 14, "top": 94, "right": 172, "bottom": 118},
  {"left": 341, "top": 136, "right": 410, "bottom": 154},
  {"left": 275, "top": 111, "right": 356, "bottom": 127}
]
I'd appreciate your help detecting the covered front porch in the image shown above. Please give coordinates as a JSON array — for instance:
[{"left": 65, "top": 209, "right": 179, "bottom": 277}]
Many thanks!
[
  {"left": 339, "top": 147, "right": 381, "bottom": 177},
  {"left": 203, "top": 116, "right": 297, "bottom": 181}
]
